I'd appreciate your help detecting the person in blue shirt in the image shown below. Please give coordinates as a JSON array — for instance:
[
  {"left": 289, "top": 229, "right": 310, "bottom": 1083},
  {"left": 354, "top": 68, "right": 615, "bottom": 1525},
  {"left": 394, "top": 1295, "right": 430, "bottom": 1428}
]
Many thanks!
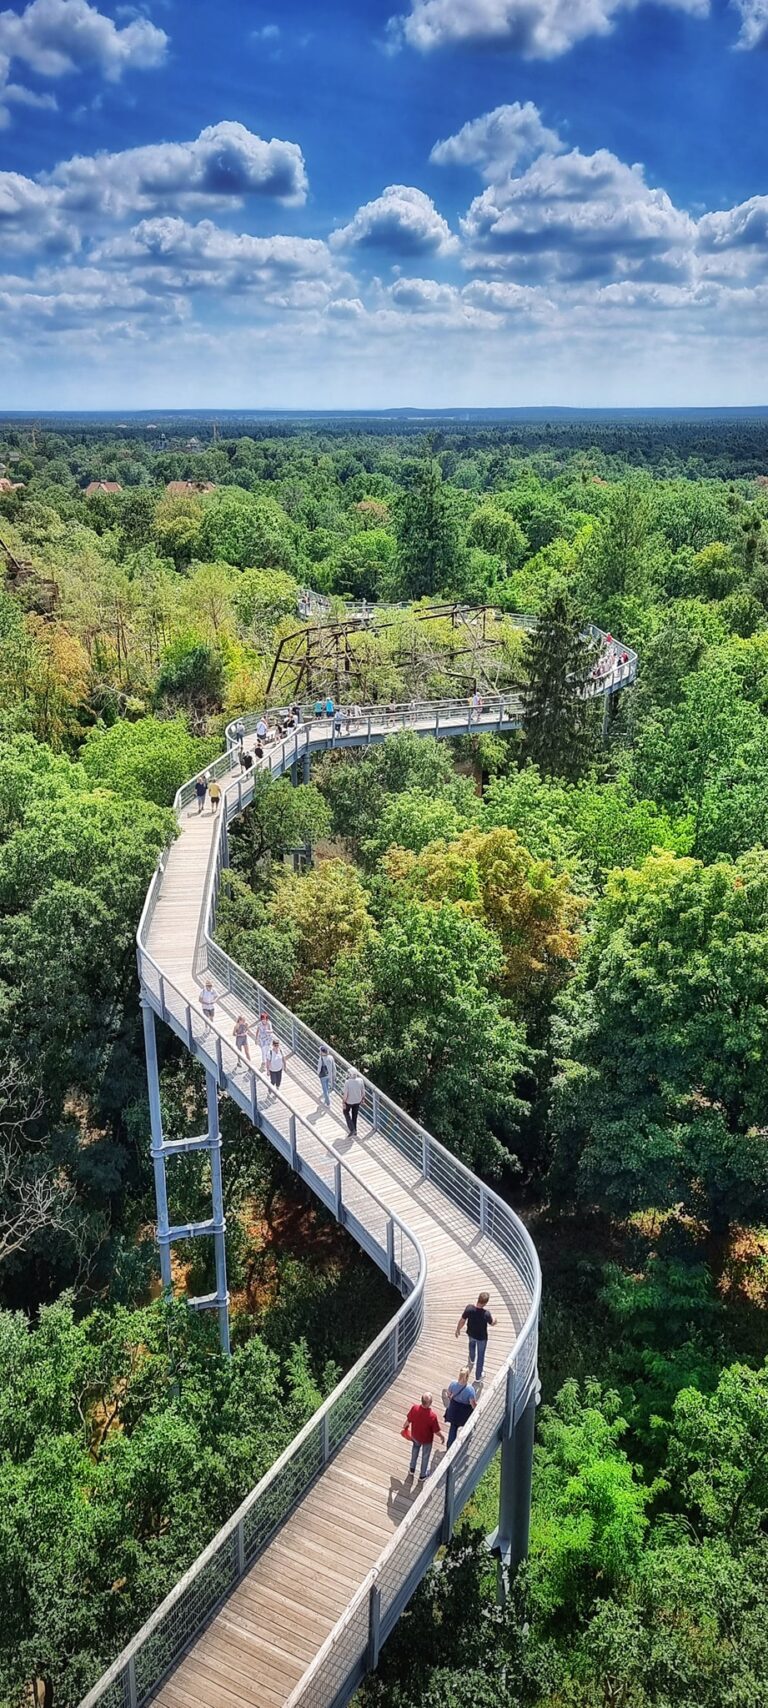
[
  {"left": 325, "top": 695, "right": 335, "bottom": 718},
  {"left": 444, "top": 1367, "right": 477, "bottom": 1448}
]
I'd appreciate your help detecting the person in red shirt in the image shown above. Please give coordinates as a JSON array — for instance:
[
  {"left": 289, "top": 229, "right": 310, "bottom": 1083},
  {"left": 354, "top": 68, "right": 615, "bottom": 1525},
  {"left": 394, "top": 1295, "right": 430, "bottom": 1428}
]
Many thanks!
[{"left": 404, "top": 1393, "right": 444, "bottom": 1481}]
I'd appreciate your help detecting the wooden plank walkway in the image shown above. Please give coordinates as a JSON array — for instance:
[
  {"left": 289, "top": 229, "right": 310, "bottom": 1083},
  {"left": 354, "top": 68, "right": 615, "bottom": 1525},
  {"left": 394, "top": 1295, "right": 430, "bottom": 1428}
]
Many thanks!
[{"left": 144, "top": 716, "right": 533, "bottom": 1708}]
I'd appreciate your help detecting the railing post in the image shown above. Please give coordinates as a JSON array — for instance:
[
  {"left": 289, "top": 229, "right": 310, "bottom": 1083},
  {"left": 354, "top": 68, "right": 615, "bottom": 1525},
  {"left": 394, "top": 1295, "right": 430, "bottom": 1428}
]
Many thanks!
[
  {"left": 236, "top": 1517, "right": 246, "bottom": 1577},
  {"left": 126, "top": 1656, "right": 138, "bottom": 1708},
  {"left": 291, "top": 1015, "right": 297, "bottom": 1051},
  {"left": 371, "top": 1087, "right": 380, "bottom": 1131},
  {"left": 250, "top": 1068, "right": 258, "bottom": 1123},
  {"left": 289, "top": 1113, "right": 298, "bottom": 1170},
  {"left": 442, "top": 1461, "right": 457, "bottom": 1545},
  {"left": 386, "top": 1216, "right": 396, "bottom": 1286},
  {"left": 186, "top": 1002, "right": 194, "bottom": 1050},
  {"left": 322, "top": 1411, "right": 330, "bottom": 1463},
  {"left": 216, "top": 1035, "right": 224, "bottom": 1082},
  {"left": 158, "top": 974, "right": 167, "bottom": 1023},
  {"left": 368, "top": 1581, "right": 382, "bottom": 1671},
  {"left": 479, "top": 1186, "right": 488, "bottom": 1237},
  {"left": 422, "top": 1131, "right": 430, "bottom": 1180},
  {"left": 334, "top": 1159, "right": 343, "bottom": 1222}
]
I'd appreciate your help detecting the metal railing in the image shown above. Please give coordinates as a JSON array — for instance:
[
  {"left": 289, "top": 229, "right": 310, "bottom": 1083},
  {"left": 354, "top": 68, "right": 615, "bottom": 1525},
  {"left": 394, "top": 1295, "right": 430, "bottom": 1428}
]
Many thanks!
[{"left": 83, "top": 700, "right": 547, "bottom": 1708}]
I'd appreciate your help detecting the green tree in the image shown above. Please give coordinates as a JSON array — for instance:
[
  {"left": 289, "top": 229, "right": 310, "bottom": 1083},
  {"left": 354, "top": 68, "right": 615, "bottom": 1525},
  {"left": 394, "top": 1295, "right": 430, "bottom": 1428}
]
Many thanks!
[
  {"left": 522, "top": 594, "right": 595, "bottom": 782},
  {"left": 80, "top": 717, "right": 218, "bottom": 807},
  {"left": 394, "top": 461, "right": 465, "bottom": 601},
  {"left": 551, "top": 850, "right": 768, "bottom": 1231}
]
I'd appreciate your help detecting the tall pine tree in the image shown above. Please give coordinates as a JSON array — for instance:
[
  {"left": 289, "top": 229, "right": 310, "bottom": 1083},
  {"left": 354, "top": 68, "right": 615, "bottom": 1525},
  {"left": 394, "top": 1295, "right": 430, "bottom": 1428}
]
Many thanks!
[
  {"left": 395, "top": 459, "right": 464, "bottom": 600},
  {"left": 522, "top": 593, "right": 595, "bottom": 781}
]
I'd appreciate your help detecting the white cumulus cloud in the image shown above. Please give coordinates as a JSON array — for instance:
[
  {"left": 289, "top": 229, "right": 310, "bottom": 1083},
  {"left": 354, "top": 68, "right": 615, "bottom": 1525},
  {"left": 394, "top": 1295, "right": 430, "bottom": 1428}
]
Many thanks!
[
  {"left": 0, "top": 0, "right": 166, "bottom": 82},
  {"left": 47, "top": 121, "right": 308, "bottom": 213},
  {"left": 462, "top": 147, "right": 695, "bottom": 280},
  {"left": 431, "top": 102, "right": 563, "bottom": 179},
  {"left": 387, "top": 0, "right": 709, "bottom": 58},
  {"left": 330, "top": 184, "right": 458, "bottom": 256},
  {"left": 732, "top": 0, "right": 768, "bottom": 48}
]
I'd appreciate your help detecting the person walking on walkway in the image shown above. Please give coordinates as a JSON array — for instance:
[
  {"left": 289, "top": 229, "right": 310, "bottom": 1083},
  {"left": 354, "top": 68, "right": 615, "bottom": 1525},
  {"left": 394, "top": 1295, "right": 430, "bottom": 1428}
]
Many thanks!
[
  {"left": 342, "top": 1067, "right": 365, "bottom": 1135},
  {"left": 455, "top": 1291, "right": 496, "bottom": 1381},
  {"left": 404, "top": 1394, "right": 444, "bottom": 1481},
  {"left": 317, "top": 1044, "right": 336, "bottom": 1108},
  {"left": 194, "top": 774, "right": 207, "bottom": 814},
  {"left": 233, "top": 1016, "right": 251, "bottom": 1061},
  {"left": 256, "top": 1012, "right": 272, "bottom": 1072},
  {"left": 444, "top": 1367, "right": 477, "bottom": 1448},
  {"left": 267, "top": 1039, "right": 284, "bottom": 1097},
  {"left": 208, "top": 777, "right": 222, "bottom": 813},
  {"left": 233, "top": 718, "right": 245, "bottom": 749},
  {"left": 325, "top": 694, "right": 335, "bottom": 719},
  {"left": 313, "top": 698, "right": 323, "bottom": 719},
  {"left": 333, "top": 706, "right": 343, "bottom": 737},
  {"left": 200, "top": 979, "right": 216, "bottom": 1033}
]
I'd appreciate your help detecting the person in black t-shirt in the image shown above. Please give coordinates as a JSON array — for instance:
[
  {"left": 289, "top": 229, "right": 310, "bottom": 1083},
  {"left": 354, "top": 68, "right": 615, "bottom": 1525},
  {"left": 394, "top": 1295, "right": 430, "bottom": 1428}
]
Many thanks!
[{"left": 455, "top": 1290, "right": 496, "bottom": 1380}]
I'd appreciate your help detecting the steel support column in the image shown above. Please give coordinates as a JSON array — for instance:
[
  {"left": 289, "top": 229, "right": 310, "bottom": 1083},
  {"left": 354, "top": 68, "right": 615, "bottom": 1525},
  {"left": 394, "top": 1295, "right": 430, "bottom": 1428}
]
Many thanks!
[
  {"left": 141, "top": 998, "right": 173, "bottom": 1296},
  {"left": 302, "top": 750, "right": 311, "bottom": 785},
  {"left": 206, "top": 1071, "right": 231, "bottom": 1357},
  {"left": 489, "top": 1373, "right": 538, "bottom": 1591}
]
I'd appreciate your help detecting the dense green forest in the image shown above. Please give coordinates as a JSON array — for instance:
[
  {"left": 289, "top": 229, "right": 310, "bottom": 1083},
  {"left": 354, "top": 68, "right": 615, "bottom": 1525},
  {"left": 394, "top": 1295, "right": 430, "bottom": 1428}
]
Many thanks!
[{"left": 2, "top": 414, "right": 768, "bottom": 1708}]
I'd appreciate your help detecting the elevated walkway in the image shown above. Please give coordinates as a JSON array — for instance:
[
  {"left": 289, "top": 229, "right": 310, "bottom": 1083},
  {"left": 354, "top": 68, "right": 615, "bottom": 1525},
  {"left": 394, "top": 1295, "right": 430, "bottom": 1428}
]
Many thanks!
[{"left": 82, "top": 678, "right": 631, "bottom": 1708}]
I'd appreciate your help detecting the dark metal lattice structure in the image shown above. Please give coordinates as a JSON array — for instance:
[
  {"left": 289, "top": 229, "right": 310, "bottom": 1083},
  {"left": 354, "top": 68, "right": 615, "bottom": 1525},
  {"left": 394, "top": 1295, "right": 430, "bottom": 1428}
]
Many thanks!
[{"left": 266, "top": 600, "right": 530, "bottom": 704}]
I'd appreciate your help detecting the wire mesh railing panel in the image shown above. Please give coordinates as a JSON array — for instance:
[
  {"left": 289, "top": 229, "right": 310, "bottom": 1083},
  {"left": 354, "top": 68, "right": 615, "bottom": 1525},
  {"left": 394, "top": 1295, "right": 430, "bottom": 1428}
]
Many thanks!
[
  {"left": 288, "top": 1592, "right": 371, "bottom": 1708},
  {"left": 377, "top": 1100, "right": 423, "bottom": 1170},
  {"left": 426, "top": 1145, "right": 482, "bottom": 1223},
  {"left": 242, "top": 1429, "right": 325, "bottom": 1563},
  {"left": 133, "top": 1531, "right": 239, "bottom": 1702},
  {"left": 377, "top": 1487, "right": 444, "bottom": 1623}
]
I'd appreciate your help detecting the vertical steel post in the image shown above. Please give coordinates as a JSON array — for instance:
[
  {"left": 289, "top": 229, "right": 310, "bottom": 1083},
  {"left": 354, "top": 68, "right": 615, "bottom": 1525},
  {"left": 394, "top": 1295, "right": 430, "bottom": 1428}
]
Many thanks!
[
  {"left": 141, "top": 999, "right": 173, "bottom": 1296},
  {"left": 495, "top": 1375, "right": 537, "bottom": 1576},
  {"left": 206, "top": 1070, "right": 231, "bottom": 1357}
]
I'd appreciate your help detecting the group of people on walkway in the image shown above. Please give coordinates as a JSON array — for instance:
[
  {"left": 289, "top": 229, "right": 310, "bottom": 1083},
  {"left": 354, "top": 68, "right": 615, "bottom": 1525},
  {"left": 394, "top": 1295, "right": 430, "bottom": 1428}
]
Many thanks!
[
  {"left": 403, "top": 1293, "right": 497, "bottom": 1480},
  {"left": 201, "top": 986, "right": 369, "bottom": 1134},
  {"left": 194, "top": 773, "right": 222, "bottom": 814}
]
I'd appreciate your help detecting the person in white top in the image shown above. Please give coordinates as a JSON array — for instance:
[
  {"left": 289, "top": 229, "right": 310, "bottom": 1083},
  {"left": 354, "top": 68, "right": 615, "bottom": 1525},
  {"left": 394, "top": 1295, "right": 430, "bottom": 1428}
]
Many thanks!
[
  {"left": 342, "top": 1069, "right": 365, "bottom": 1136},
  {"left": 256, "top": 717, "right": 268, "bottom": 743},
  {"left": 266, "top": 1040, "right": 284, "bottom": 1096},
  {"left": 316, "top": 1045, "right": 336, "bottom": 1108},
  {"left": 256, "top": 1012, "right": 272, "bottom": 1072},
  {"left": 200, "top": 980, "right": 216, "bottom": 1034}
]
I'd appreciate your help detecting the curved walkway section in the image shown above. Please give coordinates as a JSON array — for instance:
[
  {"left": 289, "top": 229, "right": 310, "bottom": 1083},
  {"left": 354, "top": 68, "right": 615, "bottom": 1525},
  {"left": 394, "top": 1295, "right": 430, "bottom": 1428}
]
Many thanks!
[{"left": 81, "top": 673, "right": 631, "bottom": 1708}]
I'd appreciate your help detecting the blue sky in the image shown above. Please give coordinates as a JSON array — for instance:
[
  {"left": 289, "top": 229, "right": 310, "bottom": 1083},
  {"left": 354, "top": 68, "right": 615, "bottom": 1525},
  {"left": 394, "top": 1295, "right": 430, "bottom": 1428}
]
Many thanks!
[{"left": 1, "top": 0, "right": 767, "bottom": 407}]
